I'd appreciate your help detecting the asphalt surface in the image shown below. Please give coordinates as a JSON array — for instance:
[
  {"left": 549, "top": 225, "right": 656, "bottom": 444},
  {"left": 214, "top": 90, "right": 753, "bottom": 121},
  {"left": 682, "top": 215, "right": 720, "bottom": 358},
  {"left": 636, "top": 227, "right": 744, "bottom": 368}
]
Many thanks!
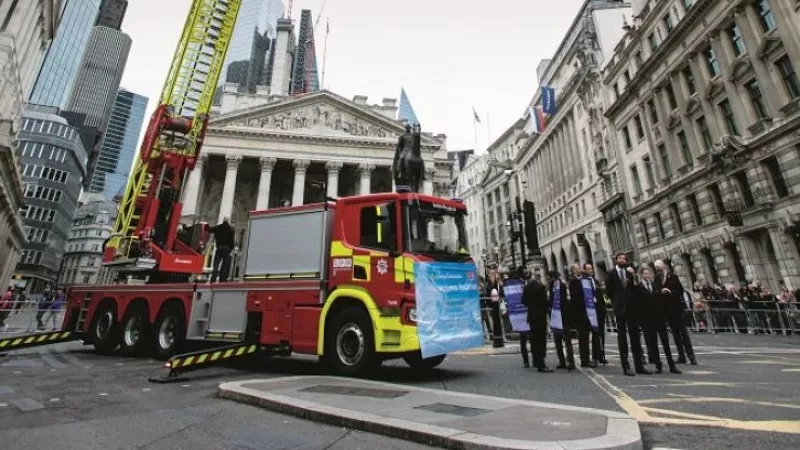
[{"left": 1, "top": 329, "right": 798, "bottom": 450}]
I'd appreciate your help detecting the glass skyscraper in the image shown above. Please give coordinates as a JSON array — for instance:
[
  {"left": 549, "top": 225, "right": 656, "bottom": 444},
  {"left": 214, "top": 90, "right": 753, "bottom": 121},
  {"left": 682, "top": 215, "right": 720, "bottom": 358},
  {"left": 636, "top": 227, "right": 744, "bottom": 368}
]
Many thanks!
[
  {"left": 28, "top": 0, "right": 102, "bottom": 108},
  {"left": 217, "top": 0, "right": 284, "bottom": 98},
  {"left": 88, "top": 89, "right": 147, "bottom": 198},
  {"left": 398, "top": 88, "right": 419, "bottom": 125}
]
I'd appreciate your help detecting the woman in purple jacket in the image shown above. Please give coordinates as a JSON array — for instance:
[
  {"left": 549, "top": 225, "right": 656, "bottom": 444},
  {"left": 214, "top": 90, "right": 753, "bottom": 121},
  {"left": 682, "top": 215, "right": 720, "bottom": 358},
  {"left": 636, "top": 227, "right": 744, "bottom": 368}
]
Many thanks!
[{"left": 43, "top": 288, "right": 66, "bottom": 331}]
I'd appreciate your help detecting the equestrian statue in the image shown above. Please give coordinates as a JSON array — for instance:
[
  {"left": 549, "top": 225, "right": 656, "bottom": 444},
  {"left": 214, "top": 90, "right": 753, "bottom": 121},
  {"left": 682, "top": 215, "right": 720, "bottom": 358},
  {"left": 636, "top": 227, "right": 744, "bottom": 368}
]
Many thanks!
[{"left": 392, "top": 122, "right": 425, "bottom": 193}]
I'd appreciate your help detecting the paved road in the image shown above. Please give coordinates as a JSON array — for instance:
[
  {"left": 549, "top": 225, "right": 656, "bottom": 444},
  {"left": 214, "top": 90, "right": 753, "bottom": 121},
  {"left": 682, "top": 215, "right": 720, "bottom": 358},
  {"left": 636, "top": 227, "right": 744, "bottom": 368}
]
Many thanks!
[{"left": 1, "top": 332, "right": 798, "bottom": 450}]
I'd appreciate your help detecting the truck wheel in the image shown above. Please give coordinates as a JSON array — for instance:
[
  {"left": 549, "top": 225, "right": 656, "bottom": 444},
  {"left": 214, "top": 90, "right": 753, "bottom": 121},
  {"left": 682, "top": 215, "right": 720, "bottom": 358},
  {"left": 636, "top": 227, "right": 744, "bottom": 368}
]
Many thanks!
[
  {"left": 91, "top": 303, "right": 118, "bottom": 354},
  {"left": 403, "top": 352, "right": 446, "bottom": 370},
  {"left": 325, "top": 307, "right": 379, "bottom": 377},
  {"left": 119, "top": 305, "right": 149, "bottom": 356},
  {"left": 153, "top": 305, "right": 185, "bottom": 360}
]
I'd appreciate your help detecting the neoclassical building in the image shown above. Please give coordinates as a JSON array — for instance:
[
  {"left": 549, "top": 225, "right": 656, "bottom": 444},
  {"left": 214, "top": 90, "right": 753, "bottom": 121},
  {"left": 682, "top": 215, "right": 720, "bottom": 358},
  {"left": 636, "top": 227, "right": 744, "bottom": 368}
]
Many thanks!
[
  {"left": 180, "top": 90, "right": 447, "bottom": 245},
  {"left": 603, "top": 0, "right": 800, "bottom": 290}
]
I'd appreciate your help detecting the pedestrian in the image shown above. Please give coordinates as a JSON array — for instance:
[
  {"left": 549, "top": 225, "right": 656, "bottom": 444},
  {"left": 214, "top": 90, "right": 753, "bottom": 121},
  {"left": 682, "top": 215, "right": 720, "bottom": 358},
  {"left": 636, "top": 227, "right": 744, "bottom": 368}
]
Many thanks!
[
  {"left": 605, "top": 252, "right": 650, "bottom": 376},
  {"left": 521, "top": 268, "right": 552, "bottom": 372},
  {"left": 654, "top": 259, "right": 697, "bottom": 365},
  {"left": 36, "top": 285, "right": 55, "bottom": 330},
  {"left": 636, "top": 267, "right": 682, "bottom": 374},
  {"left": 209, "top": 216, "right": 235, "bottom": 283},
  {"left": 568, "top": 264, "right": 597, "bottom": 368},
  {"left": 584, "top": 263, "right": 607, "bottom": 364},
  {"left": 0, "top": 287, "right": 13, "bottom": 331},
  {"left": 485, "top": 267, "right": 505, "bottom": 348},
  {"left": 548, "top": 271, "right": 575, "bottom": 371},
  {"left": 43, "top": 288, "right": 66, "bottom": 330}
]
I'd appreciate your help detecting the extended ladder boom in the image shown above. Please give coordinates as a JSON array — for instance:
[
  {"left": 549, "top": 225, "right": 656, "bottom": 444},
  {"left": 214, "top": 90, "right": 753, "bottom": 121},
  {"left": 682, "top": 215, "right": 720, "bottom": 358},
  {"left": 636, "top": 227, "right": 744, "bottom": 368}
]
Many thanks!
[{"left": 103, "top": 0, "right": 241, "bottom": 277}]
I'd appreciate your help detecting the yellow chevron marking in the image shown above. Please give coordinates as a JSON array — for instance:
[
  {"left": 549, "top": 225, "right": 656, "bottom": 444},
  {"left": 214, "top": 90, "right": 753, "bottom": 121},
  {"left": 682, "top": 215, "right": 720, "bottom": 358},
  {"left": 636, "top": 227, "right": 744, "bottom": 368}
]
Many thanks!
[
  {"left": 235, "top": 347, "right": 245, "bottom": 356},
  {"left": 197, "top": 354, "right": 208, "bottom": 364},
  {"left": 59, "top": 332, "right": 71, "bottom": 339},
  {"left": 182, "top": 356, "right": 195, "bottom": 367},
  {"left": 248, "top": 345, "right": 256, "bottom": 353},
  {"left": 0, "top": 340, "right": 8, "bottom": 348},
  {"left": 12, "top": 338, "right": 22, "bottom": 346},
  {"left": 211, "top": 351, "right": 221, "bottom": 361},
  {"left": 37, "top": 334, "right": 48, "bottom": 342},
  {"left": 223, "top": 349, "right": 233, "bottom": 358},
  {"left": 24, "top": 336, "right": 35, "bottom": 344},
  {"left": 171, "top": 359, "right": 181, "bottom": 367}
]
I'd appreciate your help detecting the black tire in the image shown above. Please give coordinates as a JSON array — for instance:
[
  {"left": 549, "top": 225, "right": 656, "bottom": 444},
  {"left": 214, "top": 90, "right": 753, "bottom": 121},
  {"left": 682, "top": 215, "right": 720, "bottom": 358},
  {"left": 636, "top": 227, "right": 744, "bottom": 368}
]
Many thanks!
[
  {"left": 90, "top": 303, "right": 118, "bottom": 354},
  {"left": 152, "top": 304, "right": 186, "bottom": 360},
  {"left": 324, "top": 307, "right": 380, "bottom": 377},
  {"left": 403, "top": 352, "right": 447, "bottom": 370},
  {"left": 118, "top": 305, "right": 149, "bottom": 356}
]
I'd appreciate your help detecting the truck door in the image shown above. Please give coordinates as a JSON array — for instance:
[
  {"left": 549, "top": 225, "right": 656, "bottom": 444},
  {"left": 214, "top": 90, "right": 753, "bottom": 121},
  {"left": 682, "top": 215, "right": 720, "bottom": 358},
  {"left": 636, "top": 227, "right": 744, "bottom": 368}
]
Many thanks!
[{"left": 352, "top": 201, "right": 404, "bottom": 308}]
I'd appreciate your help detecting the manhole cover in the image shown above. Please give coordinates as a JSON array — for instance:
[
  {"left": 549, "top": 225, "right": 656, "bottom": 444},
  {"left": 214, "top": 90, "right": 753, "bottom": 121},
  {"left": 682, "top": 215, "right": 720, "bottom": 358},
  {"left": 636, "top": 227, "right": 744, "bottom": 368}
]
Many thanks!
[
  {"left": 414, "top": 403, "right": 490, "bottom": 417},
  {"left": 299, "top": 385, "right": 409, "bottom": 398}
]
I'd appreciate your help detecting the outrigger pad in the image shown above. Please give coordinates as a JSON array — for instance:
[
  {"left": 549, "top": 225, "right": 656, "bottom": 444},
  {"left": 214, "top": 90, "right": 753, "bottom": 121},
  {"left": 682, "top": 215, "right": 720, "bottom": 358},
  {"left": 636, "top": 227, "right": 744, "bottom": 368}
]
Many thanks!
[
  {"left": 0, "top": 331, "right": 74, "bottom": 352},
  {"left": 147, "top": 343, "right": 259, "bottom": 383}
]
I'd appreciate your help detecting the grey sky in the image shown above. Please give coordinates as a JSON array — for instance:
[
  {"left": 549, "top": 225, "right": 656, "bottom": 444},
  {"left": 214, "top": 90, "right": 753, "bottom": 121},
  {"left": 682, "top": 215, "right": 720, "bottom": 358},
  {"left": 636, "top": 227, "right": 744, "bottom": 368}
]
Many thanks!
[{"left": 120, "top": 0, "right": 586, "bottom": 153}]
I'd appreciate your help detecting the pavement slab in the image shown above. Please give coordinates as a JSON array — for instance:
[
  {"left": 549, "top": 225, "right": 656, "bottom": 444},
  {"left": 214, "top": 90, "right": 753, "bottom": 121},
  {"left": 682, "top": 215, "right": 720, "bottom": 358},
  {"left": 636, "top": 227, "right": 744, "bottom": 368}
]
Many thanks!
[{"left": 219, "top": 376, "right": 643, "bottom": 450}]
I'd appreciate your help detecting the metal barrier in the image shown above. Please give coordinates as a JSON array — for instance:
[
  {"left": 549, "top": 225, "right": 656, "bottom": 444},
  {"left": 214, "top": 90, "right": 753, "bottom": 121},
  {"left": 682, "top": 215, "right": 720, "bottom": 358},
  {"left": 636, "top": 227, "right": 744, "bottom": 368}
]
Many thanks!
[{"left": 0, "top": 299, "right": 66, "bottom": 333}]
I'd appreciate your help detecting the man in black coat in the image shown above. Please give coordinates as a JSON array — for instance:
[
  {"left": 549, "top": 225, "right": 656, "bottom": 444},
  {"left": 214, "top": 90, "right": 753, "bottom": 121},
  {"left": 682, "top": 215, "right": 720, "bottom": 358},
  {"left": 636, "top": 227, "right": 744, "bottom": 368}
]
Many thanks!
[
  {"left": 548, "top": 271, "right": 576, "bottom": 370},
  {"left": 209, "top": 216, "right": 236, "bottom": 283},
  {"left": 636, "top": 266, "right": 681, "bottom": 374},
  {"left": 605, "top": 252, "right": 650, "bottom": 376},
  {"left": 567, "top": 264, "right": 596, "bottom": 368},
  {"left": 584, "top": 263, "right": 607, "bottom": 364},
  {"left": 654, "top": 259, "right": 697, "bottom": 365},
  {"left": 521, "top": 268, "right": 553, "bottom": 372}
]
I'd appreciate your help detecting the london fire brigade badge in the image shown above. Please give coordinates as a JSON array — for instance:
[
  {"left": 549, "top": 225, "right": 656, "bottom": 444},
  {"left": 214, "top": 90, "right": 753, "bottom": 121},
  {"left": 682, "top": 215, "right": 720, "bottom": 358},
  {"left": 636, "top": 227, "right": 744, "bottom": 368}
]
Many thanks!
[{"left": 376, "top": 259, "right": 389, "bottom": 275}]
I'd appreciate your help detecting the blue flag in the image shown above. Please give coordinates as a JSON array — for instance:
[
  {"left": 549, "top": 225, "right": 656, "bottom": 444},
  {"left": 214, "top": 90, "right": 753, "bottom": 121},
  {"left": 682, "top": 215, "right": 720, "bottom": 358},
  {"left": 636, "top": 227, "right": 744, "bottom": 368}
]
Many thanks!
[
  {"left": 414, "top": 262, "right": 485, "bottom": 358},
  {"left": 580, "top": 278, "right": 599, "bottom": 331},
  {"left": 550, "top": 282, "right": 563, "bottom": 332},
  {"left": 542, "top": 86, "right": 557, "bottom": 115},
  {"left": 503, "top": 279, "right": 529, "bottom": 332}
]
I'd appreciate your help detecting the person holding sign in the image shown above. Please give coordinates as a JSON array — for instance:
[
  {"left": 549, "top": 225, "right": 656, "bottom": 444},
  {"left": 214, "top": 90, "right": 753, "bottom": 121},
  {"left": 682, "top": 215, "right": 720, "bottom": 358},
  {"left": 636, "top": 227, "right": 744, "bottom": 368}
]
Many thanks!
[
  {"left": 521, "top": 268, "right": 553, "bottom": 373},
  {"left": 568, "top": 264, "right": 598, "bottom": 368},
  {"left": 548, "top": 271, "right": 576, "bottom": 371},
  {"left": 584, "top": 263, "right": 608, "bottom": 365},
  {"left": 504, "top": 268, "right": 532, "bottom": 368}
]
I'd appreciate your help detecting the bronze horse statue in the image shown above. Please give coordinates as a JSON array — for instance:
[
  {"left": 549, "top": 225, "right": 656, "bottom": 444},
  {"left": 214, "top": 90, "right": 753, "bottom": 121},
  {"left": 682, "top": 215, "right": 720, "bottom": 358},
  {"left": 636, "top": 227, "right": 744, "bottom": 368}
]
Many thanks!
[{"left": 392, "top": 123, "right": 425, "bottom": 193}]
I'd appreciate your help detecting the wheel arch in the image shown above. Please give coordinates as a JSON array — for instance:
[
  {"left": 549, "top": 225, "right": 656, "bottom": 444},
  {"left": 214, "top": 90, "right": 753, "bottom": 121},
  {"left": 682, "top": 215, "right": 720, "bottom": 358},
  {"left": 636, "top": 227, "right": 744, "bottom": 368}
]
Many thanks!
[
  {"left": 317, "top": 287, "right": 380, "bottom": 355},
  {"left": 154, "top": 297, "right": 186, "bottom": 323},
  {"left": 123, "top": 298, "right": 151, "bottom": 323}
]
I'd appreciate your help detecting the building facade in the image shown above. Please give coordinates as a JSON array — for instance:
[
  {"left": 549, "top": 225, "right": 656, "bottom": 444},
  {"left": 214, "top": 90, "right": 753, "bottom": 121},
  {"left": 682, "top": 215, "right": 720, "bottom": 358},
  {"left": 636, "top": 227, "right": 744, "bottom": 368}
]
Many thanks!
[
  {"left": 87, "top": 89, "right": 147, "bottom": 197},
  {"left": 453, "top": 155, "right": 491, "bottom": 273},
  {"left": 16, "top": 106, "right": 88, "bottom": 291},
  {"left": 28, "top": 0, "right": 101, "bottom": 109},
  {"left": 59, "top": 193, "right": 117, "bottom": 286},
  {"left": 603, "top": 0, "right": 800, "bottom": 291},
  {"left": 0, "top": 0, "right": 62, "bottom": 291}
]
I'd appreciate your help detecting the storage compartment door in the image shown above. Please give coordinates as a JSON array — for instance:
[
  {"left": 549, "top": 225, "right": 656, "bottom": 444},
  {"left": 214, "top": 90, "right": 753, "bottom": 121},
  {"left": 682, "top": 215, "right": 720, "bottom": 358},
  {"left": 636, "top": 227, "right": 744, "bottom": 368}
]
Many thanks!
[{"left": 207, "top": 290, "right": 248, "bottom": 338}]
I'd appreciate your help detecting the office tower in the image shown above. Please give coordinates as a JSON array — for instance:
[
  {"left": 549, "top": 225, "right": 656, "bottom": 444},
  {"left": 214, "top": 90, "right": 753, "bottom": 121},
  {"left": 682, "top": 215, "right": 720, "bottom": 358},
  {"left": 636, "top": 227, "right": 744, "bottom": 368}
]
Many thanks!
[
  {"left": 28, "top": 0, "right": 102, "bottom": 108},
  {"left": 290, "top": 9, "right": 320, "bottom": 95},
  {"left": 398, "top": 87, "right": 419, "bottom": 125},
  {"left": 96, "top": 0, "right": 127, "bottom": 29},
  {"left": 87, "top": 89, "right": 148, "bottom": 198},
  {"left": 216, "top": 0, "right": 284, "bottom": 100}
]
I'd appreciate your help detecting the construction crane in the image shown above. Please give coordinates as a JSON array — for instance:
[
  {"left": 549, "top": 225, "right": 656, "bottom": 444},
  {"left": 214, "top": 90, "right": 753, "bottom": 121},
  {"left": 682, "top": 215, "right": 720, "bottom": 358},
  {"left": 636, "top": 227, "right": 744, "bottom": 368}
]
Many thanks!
[{"left": 102, "top": 0, "right": 242, "bottom": 281}]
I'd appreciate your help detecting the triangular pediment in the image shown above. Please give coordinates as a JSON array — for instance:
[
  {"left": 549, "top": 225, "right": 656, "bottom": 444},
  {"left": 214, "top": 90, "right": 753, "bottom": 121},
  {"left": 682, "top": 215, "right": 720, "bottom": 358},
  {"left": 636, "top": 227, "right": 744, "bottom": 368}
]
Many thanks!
[
  {"left": 728, "top": 57, "right": 753, "bottom": 84},
  {"left": 756, "top": 35, "right": 782, "bottom": 60},
  {"left": 209, "top": 90, "right": 441, "bottom": 147},
  {"left": 704, "top": 77, "right": 725, "bottom": 101}
]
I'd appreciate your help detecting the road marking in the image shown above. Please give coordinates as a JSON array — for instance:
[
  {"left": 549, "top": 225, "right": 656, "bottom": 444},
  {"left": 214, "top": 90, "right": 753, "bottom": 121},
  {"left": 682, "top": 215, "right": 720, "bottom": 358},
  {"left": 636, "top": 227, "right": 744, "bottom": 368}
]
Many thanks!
[
  {"left": 639, "top": 397, "right": 800, "bottom": 410},
  {"left": 181, "top": 384, "right": 191, "bottom": 387},
  {"left": 781, "top": 368, "right": 800, "bottom": 372},
  {"left": 0, "top": 403, "right": 7, "bottom": 407},
  {"left": 116, "top": 363, "right": 123, "bottom": 366},
  {"left": 685, "top": 370, "right": 716, "bottom": 375},
  {"left": 49, "top": 398, "right": 59, "bottom": 402},
  {"left": 142, "top": 388, "right": 152, "bottom": 392},
  {"left": 98, "top": 393, "right": 108, "bottom": 396}
]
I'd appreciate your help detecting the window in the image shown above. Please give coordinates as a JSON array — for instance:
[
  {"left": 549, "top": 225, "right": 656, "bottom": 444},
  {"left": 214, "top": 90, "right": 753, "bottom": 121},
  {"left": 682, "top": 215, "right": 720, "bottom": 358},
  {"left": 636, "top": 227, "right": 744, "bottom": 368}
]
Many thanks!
[
  {"left": 654, "top": 213, "right": 666, "bottom": 239},
  {"left": 639, "top": 219, "right": 650, "bottom": 245},
  {"left": 695, "top": 116, "right": 713, "bottom": 151},
  {"left": 624, "top": 70, "right": 631, "bottom": 84},
  {"left": 613, "top": 82, "right": 620, "bottom": 98},
  {"left": 705, "top": 48, "right": 721, "bottom": 77},
  {"left": 643, "top": 156, "right": 656, "bottom": 188},
  {"left": 666, "top": 84, "right": 678, "bottom": 110},
  {"left": 622, "top": 126, "right": 633, "bottom": 149},
  {"left": 670, "top": 203, "right": 684, "bottom": 233},
  {"left": 634, "top": 115, "right": 645, "bottom": 140},
  {"left": 682, "top": 0, "right": 693, "bottom": 10},
  {"left": 683, "top": 66, "right": 696, "bottom": 94},
  {"left": 733, "top": 171, "right": 755, "bottom": 207},
  {"left": 728, "top": 23, "right": 746, "bottom": 56},
  {"left": 359, "top": 202, "right": 396, "bottom": 250},
  {"left": 745, "top": 80, "right": 769, "bottom": 119},
  {"left": 761, "top": 156, "right": 789, "bottom": 198},
  {"left": 634, "top": 51, "right": 643, "bottom": 67},
  {"left": 630, "top": 164, "right": 642, "bottom": 196},
  {"left": 754, "top": 0, "right": 776, "bottom": 33},
  {"left": 776, "top": 56, "right": 800, "bottom": 100},
  {"left": 677, "top": 130, "right": 693, "bottom": 166},
  {"left": 708, "top": 184, "right": 726, "bottom": 216},
  {"left": 687, "top": 193, "right": 703, "bottom": 225},
  {"left": 658, "top": 144, "right": 672, "bottom": 178},
  {"left": 663, "top": 14, "right": 674, "bottom": 33},
  {"left": 647, "top": 99, "right": 659, "bottom": 124},
  {"left": 648, "top": 33, "right": 659, "bottom": 53},
  {"left": 718, "top": 99, "right": 739, "bottom": 135}
]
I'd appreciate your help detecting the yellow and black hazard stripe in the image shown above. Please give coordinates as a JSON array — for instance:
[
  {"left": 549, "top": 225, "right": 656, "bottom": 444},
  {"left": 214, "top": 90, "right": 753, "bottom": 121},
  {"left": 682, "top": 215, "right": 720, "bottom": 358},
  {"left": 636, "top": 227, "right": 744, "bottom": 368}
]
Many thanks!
[
  {"left": 164, "top": 343, "right": 259, "bottom": 377},
  {"left": 0, "top": 331, "right": 74, "bottom": 352}
]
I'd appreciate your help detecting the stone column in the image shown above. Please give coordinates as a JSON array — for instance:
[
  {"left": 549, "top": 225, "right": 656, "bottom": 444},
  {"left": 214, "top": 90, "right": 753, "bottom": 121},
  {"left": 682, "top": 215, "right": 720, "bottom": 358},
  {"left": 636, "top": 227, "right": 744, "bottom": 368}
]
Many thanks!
[
  {"left": 358, "top": 163, "right": 375, "bottom": 195},
  {"left": 218, "top": 155, "right": 241, "bottom": 223},
  {"left": 256, "top": 157, "right": 277, "bottom": 210},
  {"left": 423, "top": 168, "right": 435, "bottom": 195},
  {"left": 291, "top": 159, "right": 310, "bottom": 206},
  {"left": 181, "top": 154, "right": 206, "bottom": 221},
  {"left": 325, "top": 161, "right": 343, "bottom": 198}
]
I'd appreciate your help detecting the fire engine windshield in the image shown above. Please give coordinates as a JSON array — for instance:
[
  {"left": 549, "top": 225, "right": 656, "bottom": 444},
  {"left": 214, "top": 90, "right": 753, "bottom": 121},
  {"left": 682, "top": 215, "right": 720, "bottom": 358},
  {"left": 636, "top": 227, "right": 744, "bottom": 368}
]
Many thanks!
[{"left": 403, "top": 199, "right": 470, "bottom": 261}]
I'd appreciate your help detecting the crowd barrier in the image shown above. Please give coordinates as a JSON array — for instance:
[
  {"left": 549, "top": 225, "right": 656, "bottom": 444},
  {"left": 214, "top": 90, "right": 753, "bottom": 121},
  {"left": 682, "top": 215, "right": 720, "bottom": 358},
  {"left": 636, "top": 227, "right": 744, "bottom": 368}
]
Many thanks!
[{"left": 0, "top": 299, "right": 65, "bottom": 333}]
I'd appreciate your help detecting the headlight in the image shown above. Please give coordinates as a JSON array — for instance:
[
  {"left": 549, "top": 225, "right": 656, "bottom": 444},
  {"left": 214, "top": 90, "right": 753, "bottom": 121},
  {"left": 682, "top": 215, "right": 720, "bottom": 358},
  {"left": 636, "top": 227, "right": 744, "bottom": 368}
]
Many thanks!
[{"left": 407, "top": 307, "right": 417, "bottom": 323}]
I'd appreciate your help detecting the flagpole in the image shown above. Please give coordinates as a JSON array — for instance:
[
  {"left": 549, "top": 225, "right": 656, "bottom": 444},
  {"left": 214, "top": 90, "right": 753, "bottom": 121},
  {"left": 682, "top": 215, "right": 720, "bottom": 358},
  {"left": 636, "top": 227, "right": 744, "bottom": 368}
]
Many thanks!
[
  {"left": 473, "top": 116, "right": 478, "bottom": 152},
  {"left": 486, "top": 113, "right": 491, "bottom": 147},
  {"left": 321, "top": 18, "right": 330, "bottom": 89}
]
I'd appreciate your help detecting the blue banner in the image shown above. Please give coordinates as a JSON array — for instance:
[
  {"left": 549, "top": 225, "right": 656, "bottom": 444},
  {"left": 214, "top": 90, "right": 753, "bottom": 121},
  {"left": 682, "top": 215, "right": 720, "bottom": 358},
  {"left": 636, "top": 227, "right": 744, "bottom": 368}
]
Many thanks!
[
  {"left": 414, "top": 262, "right": 485, "bottom": 358},
  {"left": 542, "top": 86, "right": 557, "bottom": 115},
  {"left": 503, "top": 279, "right": 529, "bottom": 332},
  {"left": 580, "top": 278, "right": 599, "bottom": 331},
  {"left": 550, "top": 282, "right": 563, "bottom": 332}
]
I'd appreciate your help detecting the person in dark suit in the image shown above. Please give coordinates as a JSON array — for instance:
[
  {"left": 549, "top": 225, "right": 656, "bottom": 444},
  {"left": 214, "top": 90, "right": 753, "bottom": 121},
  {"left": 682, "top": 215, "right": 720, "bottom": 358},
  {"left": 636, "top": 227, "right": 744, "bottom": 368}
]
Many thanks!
[
  {"left": 605, "top": 252, "right": 651, "bottom": 376},
  {"left": 209, "top": 216, "right": 236, "bottom": 283},
  {"left": 521, "top": 268, "right": 553, "bottom": 372},
  {"left": 548, "top": 271, "right": 575, "bottom": 370},
  {"left": 583, "top": 263, "right": 607, "bottom": 364},
  {"left": 568, "top": 264, "right": 597, "bottom": 368},
  {"left": 484, "top": 268, "right": 505, "bottom": 348},
  {"left": 635, "top": 266, "right": 682, "bottom": 374},
  {"left": 654, "top": 259, "right": 697, "bottom": 365}
]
